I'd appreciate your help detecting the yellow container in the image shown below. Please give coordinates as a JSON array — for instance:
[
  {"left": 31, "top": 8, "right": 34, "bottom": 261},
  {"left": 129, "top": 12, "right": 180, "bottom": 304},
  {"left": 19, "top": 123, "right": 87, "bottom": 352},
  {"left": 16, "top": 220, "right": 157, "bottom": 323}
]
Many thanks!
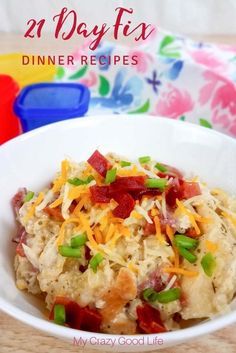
[{"left": 0, "top": 53, "right": 56, "bottom": 88}]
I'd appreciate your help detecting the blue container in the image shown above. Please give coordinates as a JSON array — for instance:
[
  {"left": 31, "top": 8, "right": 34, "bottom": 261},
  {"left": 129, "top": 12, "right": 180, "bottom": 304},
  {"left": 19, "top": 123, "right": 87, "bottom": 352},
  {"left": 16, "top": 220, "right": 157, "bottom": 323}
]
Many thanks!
[{"left": 14, "top": 82, "right": 90, "bottom": 132}]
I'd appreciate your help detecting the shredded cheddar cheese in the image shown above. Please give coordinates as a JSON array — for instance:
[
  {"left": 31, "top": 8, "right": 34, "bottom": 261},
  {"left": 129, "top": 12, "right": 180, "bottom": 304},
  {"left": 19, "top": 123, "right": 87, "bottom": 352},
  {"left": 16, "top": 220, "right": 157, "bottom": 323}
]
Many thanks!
[
  {"left": 99, "top": 216, "right": 108, "bottom": 232},
  {"left": 117, "top": 166, "right": 145, "bottom": 177},
  {"left": 130, "top": 210, "right": 143, "bottom": 220},
  {"left": 154, "top": 216, "right": 165, "bottom": 243},
  {"left": 175, "top": 199, "right": 201, "bottom": 235},
  {"left": 49, "top": 198, "right": 63, "bottom": 209},
  {"left": 94, "top": 226, "right": 103, "bottom": 244},
  {"left": 77, "top": 213, "right": 98, "bottom": 249},
  {"left": 105, "top": 223, "right": 116, "bottom": 242},
  {"left": 73, "top": 195, "right": 89, "bottom": 215},
  {"left": 151, "top": 208, "right": 159, "bottom": 217},
  {"left": 68, "top": 185, "right": 89, "bottom": 200}
]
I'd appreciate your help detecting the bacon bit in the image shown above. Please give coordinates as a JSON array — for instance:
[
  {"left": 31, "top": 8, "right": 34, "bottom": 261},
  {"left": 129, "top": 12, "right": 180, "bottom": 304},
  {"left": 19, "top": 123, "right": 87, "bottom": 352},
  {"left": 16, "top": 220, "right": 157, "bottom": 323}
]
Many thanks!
[
  {"left": 163, "top": 267, "right": 199, "bottom": 277},
  {"left": 173, "top": 312, "right": 182, "bottom": 323},
  {"left": 136, "top": 304, "right": 166, "bottom": 334},
  {"left": 15, "top": 230, "right": 27, "bottom": 257},
  {"left": 69, "top": 201, "right": 77, "bottom": 214},
  {"left": 154, "top": 216, "right": 165, "bottom": 243},
  {"left": 87, "top": 150, "right": 110, "bottom": 177},
  {"left": 131, "top": 188, "right": 162, "bottom": 200},
  {"left": 185, "top": 227, "right": 199, "bottom": 238},
  {"left": 112, "top": 193, "right": 135, "bottom": 219},
  {"left": 166, "top": 180, "right": 201, "bottom": 208},
  {"left": 181, "top": 181, "right": 201, "bottom": 199},
  {"left": 143, "top": 221, "right": 156, "bottom": 236},
  {"left": 49, "top": 198, "right": 63, "bottom": 209},
  {"left": 50, "top": 297, "right": 102, "bottom": 332},
  {"left": 109, "top": 176, "right": 146, "bottom": 194},
  {"left": 205, "top": 240, "right": 218, "bottom": 253},
  {"left": 166, "top": 185, "right": 182, "bottom": 208},
  {"left": 90, "top": 185, "right": 111, "bottom": 203},
  {"left": 166, "top": 225, "right": 179, "bottom": 268},
  {"left": 162, "top": 164, "right": 183, "bottom": 179},
  {"left": 12, "top": 188, "right": 27, "bottom": 215},
  {"left": 138, "top": 269, "right": 165, "bottom": 293},
  {"left": 44, "top": 206, "right": 64, "bottom": 222},
  {"left": 94, "top": 226, "right": 103, "bottom": 244}
]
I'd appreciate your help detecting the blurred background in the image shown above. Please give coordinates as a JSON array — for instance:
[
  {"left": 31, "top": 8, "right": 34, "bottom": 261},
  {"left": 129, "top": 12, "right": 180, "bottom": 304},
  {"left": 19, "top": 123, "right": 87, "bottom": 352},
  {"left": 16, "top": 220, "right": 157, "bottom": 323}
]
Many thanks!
[
  {"left": 0, "top": 0, "right": 236, "bottom": 144},
  {"left": 1, "top": 0, "right": 236, "bottom": 54}
]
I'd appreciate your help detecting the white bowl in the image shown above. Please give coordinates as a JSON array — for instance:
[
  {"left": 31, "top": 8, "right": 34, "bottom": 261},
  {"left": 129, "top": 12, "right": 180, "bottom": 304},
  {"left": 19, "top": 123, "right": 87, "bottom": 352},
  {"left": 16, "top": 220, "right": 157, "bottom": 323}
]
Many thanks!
[{"left": 0, "top": 115, "right": 236, "bottom": 352}]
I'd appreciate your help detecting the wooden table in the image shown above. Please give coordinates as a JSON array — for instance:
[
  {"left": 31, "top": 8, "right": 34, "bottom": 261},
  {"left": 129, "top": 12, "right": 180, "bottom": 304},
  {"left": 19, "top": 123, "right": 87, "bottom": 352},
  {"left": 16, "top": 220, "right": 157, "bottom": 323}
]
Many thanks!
[
  {"left": 1, "top": 311, "right": 236, "bottom": 353},
  {"left": 1, "top": 32, "right": 236, "bottom": 352}
]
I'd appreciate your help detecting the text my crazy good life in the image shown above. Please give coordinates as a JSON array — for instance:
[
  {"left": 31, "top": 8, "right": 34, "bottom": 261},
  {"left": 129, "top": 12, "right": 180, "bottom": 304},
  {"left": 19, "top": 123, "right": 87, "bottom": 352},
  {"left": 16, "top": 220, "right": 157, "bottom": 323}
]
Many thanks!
[{"left": 25, "top": 7, "right": 155, "bottom": 50}]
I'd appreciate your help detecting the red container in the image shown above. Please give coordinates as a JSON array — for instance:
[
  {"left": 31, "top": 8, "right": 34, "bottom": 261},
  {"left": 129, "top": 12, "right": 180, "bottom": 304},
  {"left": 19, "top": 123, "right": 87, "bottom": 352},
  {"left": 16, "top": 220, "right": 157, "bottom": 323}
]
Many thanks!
[{"left": 0, "top": 75, "right": 20, "bottom": 144}]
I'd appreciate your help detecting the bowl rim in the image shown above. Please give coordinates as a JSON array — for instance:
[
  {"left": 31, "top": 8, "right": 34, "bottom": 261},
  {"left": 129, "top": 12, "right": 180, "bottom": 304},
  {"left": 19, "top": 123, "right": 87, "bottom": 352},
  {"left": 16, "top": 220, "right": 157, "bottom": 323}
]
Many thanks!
[{"left": 1, "top": 114, "right": 236, "bottom": 345}]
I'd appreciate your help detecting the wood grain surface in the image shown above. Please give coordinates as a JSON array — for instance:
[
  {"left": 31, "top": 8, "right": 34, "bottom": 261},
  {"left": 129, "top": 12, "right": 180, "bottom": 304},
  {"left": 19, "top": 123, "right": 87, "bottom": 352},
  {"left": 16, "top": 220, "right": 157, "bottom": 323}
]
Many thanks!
[
  {"left": 1, "top": 311, "right": 236, "bottom": 353},
  {"left": 1, "top": 33, "right": 236, "bottom": 352}
]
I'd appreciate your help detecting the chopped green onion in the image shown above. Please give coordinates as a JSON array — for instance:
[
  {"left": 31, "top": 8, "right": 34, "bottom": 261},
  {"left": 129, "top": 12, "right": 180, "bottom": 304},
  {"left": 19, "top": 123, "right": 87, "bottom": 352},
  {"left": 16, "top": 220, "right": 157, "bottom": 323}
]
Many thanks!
[
  {"left": 155, "top": 163, "right": 168, "bottom": 173},
  {"left": 139, "top": 156, "right": 151, "bottom": 164},
  {"left": 201, "top": 252, "right": 216, "bottom": 277},
  {"left": 174, "top": 234, "right": 199, "bottom": 250},
  {"left": 68, "top": 175, "right": 94, "bottom": 186},
  {"left": 143, "top": 288, "right": 159, "bottom": 302},
  {"left": 54, "top": 304, "right": 66, "bottom": 325},
  {"left": 145, "top": 178, "right": 167, "bottom": 190},
  {"left": 58, "top": 245, "right": 81, "bottom": 258},
  {"left": 71, "top": 233, "right": 87, "bottom": 248},
  {"left": 178, "top": 246, "right": 197, "bottom": 264},
  {"left": 143, "top": 287, "right": 181, "bottom": 304},
  {"left": 120, "top": 161, "right": 131, "bottom": 167},
  {"left": 89, "top": 253, "right": 104, "bottom": 272},
  {"left": 24, "top": 191, "right": 34, "bottom": 203},
  {"left": 105, "top": 168, "right": 117, "bottom": 184},
  {"left": 155, "top": 288, "right": 181, "bottom": 304}
]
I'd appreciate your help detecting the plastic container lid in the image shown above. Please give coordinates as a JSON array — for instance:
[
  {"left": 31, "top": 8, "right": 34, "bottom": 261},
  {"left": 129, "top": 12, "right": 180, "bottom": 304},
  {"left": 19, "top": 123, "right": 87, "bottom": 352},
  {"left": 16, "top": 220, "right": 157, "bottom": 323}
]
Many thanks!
[{"left": 14, "top": 82, "right": 90, "bottom": 132}]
